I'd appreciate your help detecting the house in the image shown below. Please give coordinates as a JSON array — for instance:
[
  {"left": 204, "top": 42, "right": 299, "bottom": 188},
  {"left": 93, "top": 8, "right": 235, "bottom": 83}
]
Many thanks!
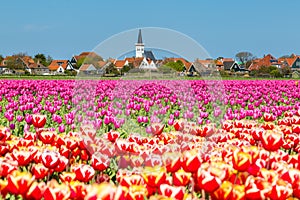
[
  {"left": 70, "top": 52, "right": 102, "bottom": 67},
  {"left": 223, "top": 60, "right": 242, "bottom": 71},
  {"left": 278, "top": 55, "right": 300, "bottom": 71},
  {"left": 248, "top": 54, "right": 280, "bottom": 71},
  {"left": 79, "top": 64, "right": 97, "bottom": 74},
  {"left": 48, "top": 60, "right": 74, "bottom": 74},
  {"left": 0, "top": 55, "right": 50, "bottom": 75}
]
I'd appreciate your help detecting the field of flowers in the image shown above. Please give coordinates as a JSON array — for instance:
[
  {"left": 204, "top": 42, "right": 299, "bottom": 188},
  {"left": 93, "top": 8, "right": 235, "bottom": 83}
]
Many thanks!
[{"left": 0, "top": 79, "right": 299, "bottom": 200}]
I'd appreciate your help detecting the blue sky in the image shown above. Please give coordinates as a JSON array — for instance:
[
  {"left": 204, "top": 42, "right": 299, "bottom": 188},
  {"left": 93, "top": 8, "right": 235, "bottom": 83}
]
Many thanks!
[{"left": 1, "top": 0, "right": 299, "bottom": 60}]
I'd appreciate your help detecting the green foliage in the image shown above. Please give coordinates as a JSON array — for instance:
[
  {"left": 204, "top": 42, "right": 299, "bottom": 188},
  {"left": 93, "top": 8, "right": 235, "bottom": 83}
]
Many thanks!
[
  {"left": 270, "top": 69, "right": 283, "bottom": 78},
  {"left": 105, "top": 63, "right": 120, "bottom": 75},
  {"left": 165, "top": 60, "right": 185, "bottom": 72},
  {"left": 64, "top": 70, "right": 77, "bottom": 76},
  {"left": 235, "top": 51, "right": 254, "bottom": 68},
  {"left": 0, "top": 54, "right": 3, "bottom": 64},
  {"left": 34, "top": 53, "right": 52, "bottom": 66},
  {"left": 121, "top": 63, "right": 134, "bottom": 74},
  {"left": 76, "top": 57, "right": 85, "bottom": 69}
]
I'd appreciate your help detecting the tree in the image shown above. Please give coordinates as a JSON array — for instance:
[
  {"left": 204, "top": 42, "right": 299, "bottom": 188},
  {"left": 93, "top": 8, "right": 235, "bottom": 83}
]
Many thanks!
[
  {"left": 105, "top": 63, "right": 120, "bottom": 75},
  {"left": 34, "top": 54, "right": 53, "bottom": 66},
  {"left": 0, "top": 55, "right": 3, "bottom": 64},
  {"left": 165, "top": 60, "right": 185, "bottom": 72},
  {"left": 235, "top": 52, "right": 254, "bottom": 68},
  {"left": 121, "top": 63, "right": 134, "bottom": 74}
]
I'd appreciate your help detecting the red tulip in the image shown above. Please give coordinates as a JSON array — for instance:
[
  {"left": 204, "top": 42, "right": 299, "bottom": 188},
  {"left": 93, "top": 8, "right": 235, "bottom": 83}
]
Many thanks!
[
  {"left": 245, "top": 176, "right": 271, "bottom": 200},
  {"left": 172, "top": 169, "right": 191, "bottom": 186},
  {"left": 91, "top": 152, "right": 110, "bottom": 171},
  {"left": 197, "top": 169, "right": 222, "bottom": 193},
  {"left": 142, "top": 166, "right": 167, "bottom": 187},
  {"left": 73, "top": 164, "right": 95, "bottom": 182},
  {"left": 267, "top": 179, "right": 293, "bottom": 200},
  {"left": 26, "top": 181, "right": 46, "bottom": 200},
  {"left": 0, "top": 179, "right": 8, "bottom": 198},
  {"left": 59, "top": 172, "right": 76, "bottom": 183},
  {"left": 69, "top": 181, "right": 88, "bottom": 200},
  {"left": 41, "top": 150, "right": 60, "bottom": 169},
  {"left": 263, "top": 113, "right": 275, "bottom": 122},
  {"left": 150, "top": 123, "right": 165, "bottom": 135},
  {"left": 0, "top": 126, "right": 11, "bottom": 142},
  {"left": 43, "top": 180, "right": 70, "bottom": 200},
  {"left": 106, "top": 131, "right": 120, "bottom": 142},
  {"left": 39, "top": 131, "right": 56, "bottom": 144},
  {"left": 12, "top": 148, "right": 32, "bottom": 166},
  {"left": 173, "top": 119, "right": 186, "bottom": 131},
  {"left": 181, "top": 149, "right": 201, "bottom": 173},
  {"left": 0, "top": 158, "right": 17, "bottom": 177},
  {"left": 32, "top": 114, "right": 47, "bottom": 128},
  {"left": 292, "top": 124, "right": 300, "bottom": 134},
  {"left": 159, "top": 184, "right": 185, "bottom": 200},
  {"left": 7, "top": 171, "right": 35, "bottom": 196},
  {"left": 162, "top": 152, "right": 181, "bottom": 173},
  {"left": 31, "top": 163, "right": 49, "bottom": 179},
  {"left": 119, "top": 174, "right": 144, "bottom": 187},
  {"left": 261, "top": 130, "right": 283, "bottom": 151},
  {"left": 232, "top": 149, "right": 251, "bottom": 172}
]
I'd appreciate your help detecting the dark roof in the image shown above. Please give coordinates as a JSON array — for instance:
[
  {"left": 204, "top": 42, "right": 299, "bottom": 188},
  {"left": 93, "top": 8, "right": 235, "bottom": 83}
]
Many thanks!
[
  {"left": 223, "top": 61, "right": 235, "bottom": 70},
  {"left": 144, "top": 50, "right": 156, "bottom": 62},
  {"left": 137, "top": 29, "right": 143, "bottom": 44}
]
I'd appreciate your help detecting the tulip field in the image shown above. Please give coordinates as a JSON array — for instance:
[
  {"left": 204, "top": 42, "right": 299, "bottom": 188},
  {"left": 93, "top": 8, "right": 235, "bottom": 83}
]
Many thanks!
[{"left": 0, "top": 79, "right": 300, "bottom": 200}]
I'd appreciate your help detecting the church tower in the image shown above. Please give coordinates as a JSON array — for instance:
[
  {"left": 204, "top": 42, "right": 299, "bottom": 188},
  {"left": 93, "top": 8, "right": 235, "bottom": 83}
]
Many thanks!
[{"left": 135, "top": 29, "right": 144, "bottom": 58}]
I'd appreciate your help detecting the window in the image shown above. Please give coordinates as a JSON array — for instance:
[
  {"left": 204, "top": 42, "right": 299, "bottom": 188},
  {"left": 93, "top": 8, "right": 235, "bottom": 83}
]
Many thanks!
[{"left": 296, "top": 61, "right": 300, "bottom": 67}]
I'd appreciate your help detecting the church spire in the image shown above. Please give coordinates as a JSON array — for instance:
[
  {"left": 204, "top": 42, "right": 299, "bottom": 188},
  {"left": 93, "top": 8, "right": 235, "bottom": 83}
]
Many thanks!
[
  {"left": 135, "top": 29, "right": 144, "bottom": 58},
  {"left": 137, "top": 29, "right": 143, "bottom": 44}
]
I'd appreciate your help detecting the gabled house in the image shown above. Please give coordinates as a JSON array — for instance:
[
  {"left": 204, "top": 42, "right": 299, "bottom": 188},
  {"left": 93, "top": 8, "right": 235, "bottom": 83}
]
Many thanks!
[
  {"left": 1, "top": 55, "right": 49, "bottom": 75},
  {"left": 278, "top": 55, "right": 300, "bottom": 71},
  {"left": 48, "top": 60, "right": 74, "bottom": 74},
  {"left": 70, "top": 52, "right": 102, "bottom": 67},
  {"left": 223, "top": 60, "right": 242, "bottom": 71},
  {"left": 248, "top": 54, "right": 280, "bottom": 71},
  {"left": 79, "top": 64, "right": 97, "bottom": 74}
]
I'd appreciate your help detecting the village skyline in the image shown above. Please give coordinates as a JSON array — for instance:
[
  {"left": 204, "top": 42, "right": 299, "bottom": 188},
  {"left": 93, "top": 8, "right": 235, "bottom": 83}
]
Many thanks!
[{"left": 1, "top": 1, "right": 300, "bottom": 60}]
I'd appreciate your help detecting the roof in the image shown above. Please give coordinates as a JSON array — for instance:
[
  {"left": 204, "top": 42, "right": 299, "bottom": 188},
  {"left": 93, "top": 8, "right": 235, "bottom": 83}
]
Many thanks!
[
  {"left": 74, "top": 52, "right": 102, "bottom": 62},
  {"left": 79, "top": 64, "right": 96, "bottom": 71},
  {"left": 223, "top": 61, "right": 235, "bottom": 70},
  {"left": 248, "top": 54, "right": 279, "bottom": 71},
  {"left": 144, "top": 50, "right": 156, "bottom": 62},
  {"left": 114, "top": 60, "right": 127, "bottom": 68},
  {"left": 137, "top": 29, "right": 143, "bottom": 44},
  {"left": 278, "top": 56, "right": 299, "bottom": 67},
  {"left": 48, "top": 60, "right": 69, "bottom": 71}
]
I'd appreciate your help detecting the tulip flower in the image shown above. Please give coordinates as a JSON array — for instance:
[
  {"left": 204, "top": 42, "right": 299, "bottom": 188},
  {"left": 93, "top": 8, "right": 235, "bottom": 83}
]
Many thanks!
[
  {"left": 159, "top": 184, "right": 185, "bottom": 200},
  {"left": 73, "top": 164, "right": 95, "bottom": 182},
  {"left": 172, "top": 169, "right": 191, "bottom": 186},
  {"left": 261, "top": 130, "right": 283, "bottom": 151},
  {"left": 232, "top": 149, "right": 251, "bottom": 172},
  {"left": 43, "top": 180, "right": 71, "bottom": 200},
  {"left": 32, "top": 114, "right": 47, "bottom": 128},
  {"left": 26, "top": 181, "right": 46, "bottom": 200},
  {"left": 7, "top": 171, "right": 35, "bottom": 196},
  {"left": 91, "top": 152, "right": 110, "bottom": 171},
  {"left": 41, "top": 150, "right": 60, "bottom": 169},
  {"left": 142, "top": 166, "right": 167, "bottom": 188}
]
